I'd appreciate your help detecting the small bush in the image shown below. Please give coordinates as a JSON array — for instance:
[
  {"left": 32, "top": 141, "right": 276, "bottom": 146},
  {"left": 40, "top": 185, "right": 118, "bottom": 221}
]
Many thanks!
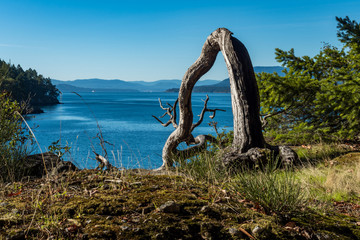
[{"left": 0, "top": 92, "right": 33, "bottom": 182}]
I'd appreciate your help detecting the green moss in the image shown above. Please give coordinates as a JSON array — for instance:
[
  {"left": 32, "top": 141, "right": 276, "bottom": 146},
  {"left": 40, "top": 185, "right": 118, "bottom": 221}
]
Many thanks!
[
  {"left": 330, "top": 152, "right": 360, "bottom": 165},
  {"left": 291, "top": 210, "right": 360, "bottom": 240},
  {"left": 1, "top": 169, "right": 359, "bottom": 239}
]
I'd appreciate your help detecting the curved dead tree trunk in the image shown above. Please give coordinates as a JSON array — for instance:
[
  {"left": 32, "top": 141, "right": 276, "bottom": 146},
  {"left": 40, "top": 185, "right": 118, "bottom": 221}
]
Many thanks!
[
  {"left": 219, "top": 30, "right": 265, "bottom": 152},
  {"left": 155, "top": 28, "right": 297, "bottom": 170}
]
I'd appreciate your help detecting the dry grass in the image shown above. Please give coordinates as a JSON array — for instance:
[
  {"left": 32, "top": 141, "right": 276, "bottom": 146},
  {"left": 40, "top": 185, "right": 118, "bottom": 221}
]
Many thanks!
[
  {"left": 297, "top": 152, "right": 360, "bottom": 202},
  {"left": 294, "top": 143, "right": 350, "bottom": 164}
]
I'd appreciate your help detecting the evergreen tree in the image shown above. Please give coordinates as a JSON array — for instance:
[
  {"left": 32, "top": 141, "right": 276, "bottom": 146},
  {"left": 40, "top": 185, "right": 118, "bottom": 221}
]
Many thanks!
[
  {"left": 0, "top": 60, "right": 59, "bottom": 113},
  {"left": 258, "top": 16, "right": 360, "bottom": 143}
]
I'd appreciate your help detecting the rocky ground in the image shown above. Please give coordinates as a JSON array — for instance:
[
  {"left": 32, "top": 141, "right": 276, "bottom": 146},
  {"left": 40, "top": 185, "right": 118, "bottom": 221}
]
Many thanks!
[{"left": 1, "top": 167, "right": 360, "bottom": 239}]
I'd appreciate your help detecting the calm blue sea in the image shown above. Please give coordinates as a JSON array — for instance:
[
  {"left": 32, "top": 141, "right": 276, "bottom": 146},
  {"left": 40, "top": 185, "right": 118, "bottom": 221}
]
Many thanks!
[{"left": 26, "top": 92, "right": 233, "bottom": 169}]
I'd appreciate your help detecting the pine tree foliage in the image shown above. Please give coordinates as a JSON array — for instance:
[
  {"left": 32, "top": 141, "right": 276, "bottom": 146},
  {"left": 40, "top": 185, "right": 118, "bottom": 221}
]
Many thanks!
[{"left": 258, "top": 16, "right": 360, "bottom": 143}]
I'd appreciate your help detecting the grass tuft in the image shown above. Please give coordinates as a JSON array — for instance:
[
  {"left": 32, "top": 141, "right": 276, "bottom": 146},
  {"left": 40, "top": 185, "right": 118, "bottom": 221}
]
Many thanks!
[
  {"left": 232, "top": 159, "right": 306, "bottom": 215},
  {"left": 176, "top": 150, "right": 227, "bottom": 184}
]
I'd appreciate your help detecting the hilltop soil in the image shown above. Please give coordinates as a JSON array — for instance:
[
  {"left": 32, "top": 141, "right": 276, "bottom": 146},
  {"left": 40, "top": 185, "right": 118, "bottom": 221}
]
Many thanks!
[{"left": 0, "top": 168, "right": 359, "bottom": 240}]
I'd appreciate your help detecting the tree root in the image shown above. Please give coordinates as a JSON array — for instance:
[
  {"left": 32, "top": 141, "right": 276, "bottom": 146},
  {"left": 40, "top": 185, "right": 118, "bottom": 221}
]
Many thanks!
[{"left": 222, "top": 145, "right": 298, "bottom": 171}]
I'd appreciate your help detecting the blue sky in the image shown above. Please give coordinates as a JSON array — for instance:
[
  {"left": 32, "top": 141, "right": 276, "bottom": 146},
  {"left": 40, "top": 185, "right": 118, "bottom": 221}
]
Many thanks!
[{"left": 1, "top": 0, "right": 359, "bottom": 81}]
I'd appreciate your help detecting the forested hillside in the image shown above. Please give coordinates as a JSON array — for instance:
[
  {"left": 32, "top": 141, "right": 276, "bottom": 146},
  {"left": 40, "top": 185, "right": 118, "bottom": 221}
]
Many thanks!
[{"left": 0, "top": 60, "right": 59, "bottom": 113}]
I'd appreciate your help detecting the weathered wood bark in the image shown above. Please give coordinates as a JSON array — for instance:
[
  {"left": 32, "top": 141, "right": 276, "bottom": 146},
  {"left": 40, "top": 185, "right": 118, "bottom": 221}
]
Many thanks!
[
  {"left": 93, "top": 151, "right": 114, "bottom": 170},
  {"left": 156, "top": 28, "right": 297, "bottom": 170},
  {"left": 220, "top": 30, "right": 265, "bottom": 152}
]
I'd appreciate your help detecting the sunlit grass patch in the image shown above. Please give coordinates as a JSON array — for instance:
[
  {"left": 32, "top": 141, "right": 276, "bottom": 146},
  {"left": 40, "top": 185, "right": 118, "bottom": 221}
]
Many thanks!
[
  {"left": 296, "top": 152, "right": 360, "bottom": 203},
  {"left": 175, "top": 149, "right": 229, "bottom": 185},
  {"left": 295, "top": 143, "right": 350, "bottom": 164}
]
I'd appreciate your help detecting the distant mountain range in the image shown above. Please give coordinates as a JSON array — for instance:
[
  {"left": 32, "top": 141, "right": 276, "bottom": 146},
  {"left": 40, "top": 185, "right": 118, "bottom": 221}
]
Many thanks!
[
  {"left": 175, "top": 79, "right": 231, "bottom": 93},
  {"left": 52, "top": 66, "right": 284, "bottom": 93},
  {"left": 52, "top": 79, "right": 219, "bottom": 93},
  {"left": 166, "top": 66, "right": 286, "bottom": 93}
]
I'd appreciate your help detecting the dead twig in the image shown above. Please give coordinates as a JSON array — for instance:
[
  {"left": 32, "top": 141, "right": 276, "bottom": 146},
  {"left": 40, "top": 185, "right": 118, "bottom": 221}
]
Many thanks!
[{"left": 152, "top": 98, "right": 178, "bottom": 128}]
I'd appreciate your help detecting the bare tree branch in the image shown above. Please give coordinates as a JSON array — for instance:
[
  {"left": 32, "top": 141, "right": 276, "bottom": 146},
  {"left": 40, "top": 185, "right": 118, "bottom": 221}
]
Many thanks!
[
  {"left": 152, "top": 115, "right": 173, "bottom": 127},
  {"left": 93, "top": 151, "right": 113, "bottom": 170},
  {"left": 159, "top": 112, "right": 168, "bottom": 119},
  {"left": 191, "top": 95, "right": 225, "bottom": 131},
  {"left": 158, "top": 98, "right": 168, "bottom": 110},
  {"left": 191, "top": 95, "right": 210, "bottom": 130},
  {"left": 208, "top": 108, "right": 226, "bottom": 119},
  {"left": 153, "top": 98, "right": 178, "bottom": 128}
]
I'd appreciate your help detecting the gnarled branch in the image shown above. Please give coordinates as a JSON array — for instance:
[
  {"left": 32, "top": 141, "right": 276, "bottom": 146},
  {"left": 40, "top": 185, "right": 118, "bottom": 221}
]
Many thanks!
[
  {"left": 208, "top": 108, "right": 225, "bottom": 119},
  {"left": 152, "top": 98, "right": 178, "bottom": 128},
  {"left": 191, "top": 95, "right": 225, "bottom": 131},
  {"left": 93, "top": 151, "right": 113, "bottom": 170},
  {"left": 176, "top": 135, "right": 217, "bottom": 160}
]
